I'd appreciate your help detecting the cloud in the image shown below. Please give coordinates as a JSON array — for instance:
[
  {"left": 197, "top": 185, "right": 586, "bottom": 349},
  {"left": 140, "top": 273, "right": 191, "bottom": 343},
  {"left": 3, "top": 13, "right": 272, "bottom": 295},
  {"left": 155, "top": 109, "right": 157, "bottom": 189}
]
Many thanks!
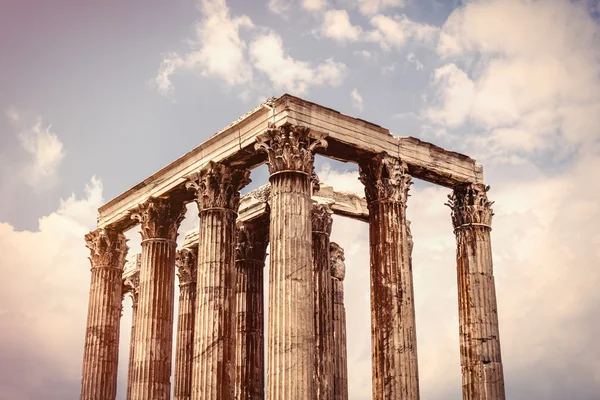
[
  {"left": 0, "top": 177, "right": 105, "bottom": 399},
  {"left": 5, "top": 107, "right": 65, "bottom": 190},
  {"left": 405, "top": 52, "right": 424, "bottom": 70},
  {"left": 249, "top": 32, "right": 346, "bottom": 94},
  {"left": 367, "top": 14, "right": 439, "bottom": 50},
  {"left": 268, "top": 0, "right": 326, "bottom": 15},
  {"left": 320, "top": 9, "right": 362, "bottom": 41},
  {"left": 154, "top": 0, "right": 254, "bottom": 95},
  {"left": 425, "top": 0, "right": 600, "bottom": 159},
  {"left": 351, "top": 88, "right": 364, "bottom": 112},
  {"left": 358, "top": 0, "right": 406, "bottom": 15}
]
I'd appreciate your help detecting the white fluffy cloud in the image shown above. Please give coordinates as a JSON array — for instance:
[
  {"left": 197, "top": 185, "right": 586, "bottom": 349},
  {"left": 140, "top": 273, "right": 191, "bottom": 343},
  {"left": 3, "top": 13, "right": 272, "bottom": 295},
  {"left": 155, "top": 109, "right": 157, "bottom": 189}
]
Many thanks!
[
  {"left": 367, "top": 14, "right": 439, "bottom": 50},
  {"left": 0, "top": 178, "right": 105, "bottom": 398},
  {"left": 425, "top": 0, "right": 600, "bottom": 158},
  {"left": 5, "top": 107, "right": 65, "bottom": 190},
  {"left": 156, "top": 0, "right": 346, "bottom": 96},
  {"left": 351, "top": 88, "right": 364, "bottom": 112},
  {"left": 249, "top": 32, "right": 346, "bottom": 94},
  {"left": 155, "top": 0, "right": 253, "bottom": 95},
  {"left": 320, "top": 9, "right": 362, "bottom": 41}
]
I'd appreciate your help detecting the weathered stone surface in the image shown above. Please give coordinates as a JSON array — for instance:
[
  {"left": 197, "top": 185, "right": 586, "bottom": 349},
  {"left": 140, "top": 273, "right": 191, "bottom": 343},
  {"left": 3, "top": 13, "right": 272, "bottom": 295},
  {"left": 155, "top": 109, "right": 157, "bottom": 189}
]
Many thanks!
[
  {"left": 234, "top": 217, "right": 269, "bottom": 400},
  {"left": 187, "top": 162, "right": 250, "bottom": 400},
  {"left": 359, "top": 152, "right": 420, "bottom": 400},
  {"left": 174, "top": 248, "right": 198, "bottom": 400},
  {"left": 122, "top": 261, "right": 140, "bottom": 400},
  {"left": 256, "top": 124, "right": 326, "bottom": 400},
  {"left": 330, "top": 242, "right": 348, "bottom": 400},
  {"left": 129, "top": 197, "right": 186, "bottom": 400},
  {"left": 447, "top": 184, "right": 505, "bottom": 400},
  {"left": 80, "top": 228, "right": 128, "bottom": 400},
  {"left": 312, "top": 205, "right": 334, "bottom": 400}
]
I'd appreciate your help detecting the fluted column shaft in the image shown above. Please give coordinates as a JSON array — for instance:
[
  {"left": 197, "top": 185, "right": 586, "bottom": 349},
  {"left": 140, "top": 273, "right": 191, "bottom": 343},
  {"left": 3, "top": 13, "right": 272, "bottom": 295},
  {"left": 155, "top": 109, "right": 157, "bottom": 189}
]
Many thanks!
[
  {"left": 330, "top": 242, "right": 348, "bottom": 400},
  {"left": 360, "top": 153, "right": 419, "bottom": 400},
  {"left": 130, "top": 197, "right": 186, "bottom": 400},
  {"left": 80, "top": 228, "right": 128, "bottom": 400},
  {"left": 235, "top": 218, "right": 269, "bottom": 400},
  {"left": 312, "top": 205, "right": 334, "bottom": 400},
  {"left": 448, "top": 184, "right": 505, "bottom": 400},
  {"left": 255, "top": 123, "right": 327, "bottom": 400},
  {"left": 123, "top": 265, "right": 140, "bottom": 400},
  {"left": 174, "top": 248, "right": 198, "bottom": 400},
  {"left": 186, "top": 162, "right": 251, "bottom": 400}
]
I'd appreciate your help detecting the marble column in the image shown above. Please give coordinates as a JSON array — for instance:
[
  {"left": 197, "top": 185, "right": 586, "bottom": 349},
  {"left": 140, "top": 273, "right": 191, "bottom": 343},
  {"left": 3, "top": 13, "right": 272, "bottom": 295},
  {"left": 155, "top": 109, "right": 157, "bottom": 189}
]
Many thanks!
[
  {"left": 186, "top": 161, "right": 251, "bottom": 400},
  {"left": 123, "top": 263, "right": 141, "bottom": 400},
  {"left": 312, "top": 204, "right": 334, "bottom": 400},
  {"left": 255, "top": 123, "right": 327, "bottom": 400},
  {"left": 174, "top": 248, "right": 198, "bottom": 400},
  {"left": 234, "top": 216, "right": 269, "bottom": 400},
  {"left": 130, "top": 197, "right": 187, "bottom": 400},
  {"left": 80, "top": 228, "right": 128, "bottom": 400},
  {"left": 330, "top": 242, "right": 348, "bottom": 400},
  {"left": 359, "top": 152, "right": 420, "bottom": 400},
  {"left": 447, "top": 183, "right": 505, "bottom": 400}
]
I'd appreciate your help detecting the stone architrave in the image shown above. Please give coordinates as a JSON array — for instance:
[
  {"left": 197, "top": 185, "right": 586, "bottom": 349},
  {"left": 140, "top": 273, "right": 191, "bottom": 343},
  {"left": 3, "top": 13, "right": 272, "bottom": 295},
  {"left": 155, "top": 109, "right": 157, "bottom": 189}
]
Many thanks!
[
  {"left": 186, "top": 161, "right": 251, "bottom": 400},
  {"left": 255, "top": 122, "right": 327, "bottom": 400},
  {"left": 80, "top": 228, "right": 128, "bottom": 400},
  {"left": 129, "top": 197, "right": 187, "bottom": 400},
  {"left": 173, "top": 247, "right": 198, "bottom": 400},
  {"left": 311, "top": 204, "right": 334, "bottom": 400},
  {"left": 330, "top": 242, "right": 349, "bottom": 400},
  {"left": 234, "top": 216, "right": 269, "bottom": 400},
  {"left": 359, "top": 152, "right": 420, "bottom": 400},
  {"left": 123, "top": 264, "right": 141, "bottom": 400},
  {"left": 447, "top": 184, "right": 505, "bottom": 400}
]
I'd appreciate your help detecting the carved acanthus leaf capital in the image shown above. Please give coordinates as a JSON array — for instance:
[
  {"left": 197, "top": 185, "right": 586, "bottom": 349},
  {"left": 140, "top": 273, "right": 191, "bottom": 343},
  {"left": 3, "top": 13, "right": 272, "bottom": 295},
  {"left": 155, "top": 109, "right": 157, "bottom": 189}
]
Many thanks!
[
  {"left": 311, "top": 204, "right": 333, "bottom": 235},
  {"left": 85, "top": 228, "right": 128, "bottom": 269},
  {"left": 185, "top": 161, "right": 251, "bottom": 211},
  {"left": 330, "top": 242, "right": 346, "bottom": 281},
  {"left": 255, "top": 123, "right": 328, "bottom": 176},
  {"left": 123, "top": 269, "right": 140, "bottom": 305},
  {"left": 176, "top": 248, "right": 198, "bottom": 285},
  {"left": 236, "top": 217, "right": 269, "bottom": 263},
  {"left": 359, "top": 152, "right": 412, "bottom": 204},
  {"left": 446, "top": 183, "right": 494, "bottom": 229},
  {"left": 130, "top": 197, "right": 186, "bottom": 241}
]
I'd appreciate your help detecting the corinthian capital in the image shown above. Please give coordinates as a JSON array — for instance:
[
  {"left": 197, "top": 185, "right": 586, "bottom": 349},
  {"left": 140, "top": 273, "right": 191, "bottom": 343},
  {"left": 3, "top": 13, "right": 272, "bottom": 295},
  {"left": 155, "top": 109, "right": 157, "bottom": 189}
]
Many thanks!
[
  {"left": 311, "top": 204, "right": 333, "bottom": 235},
  {"left": 359, "top": 152, "right": 412, "bottom": 204},
  {"left": 255, "top": 123, "right": 328, "bottom": 175},
  {"left": 236, "top": 217, "right": 269, "bottom": 263},
  {"left": 330, "top": 242, "right": 345, "bottom": 281},
  {"left": 446, "top": 183, "right": 494, "bottom": 229},
  {"left": 85, "top": 228, "right": 128, "bottom": 269},
  {"left": 123, "top": 269, "right": 140, "bottom": 305},
  {"left": 176, "top": 248, "right": 198, "bottom": 285},
  {"left": 185, "top": 161, "right": 251, "bottom": 211},
  {"left": 130, "top": 197, "right": 187, "bottom": 241}
]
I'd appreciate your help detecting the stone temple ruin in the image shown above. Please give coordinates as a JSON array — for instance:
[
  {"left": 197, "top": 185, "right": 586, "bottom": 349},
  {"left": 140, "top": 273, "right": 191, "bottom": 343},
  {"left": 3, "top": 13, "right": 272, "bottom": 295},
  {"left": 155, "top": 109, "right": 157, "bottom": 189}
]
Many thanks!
[{"left": 80, "top": 95, "right": 505, "bottom": 400}]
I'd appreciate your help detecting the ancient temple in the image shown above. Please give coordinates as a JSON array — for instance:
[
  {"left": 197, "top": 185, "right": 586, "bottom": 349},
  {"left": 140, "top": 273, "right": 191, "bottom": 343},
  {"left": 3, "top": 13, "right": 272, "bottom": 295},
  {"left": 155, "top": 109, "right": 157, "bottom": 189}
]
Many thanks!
[{"left": 80, "top": 95, "right": 505, "bottom": 400}]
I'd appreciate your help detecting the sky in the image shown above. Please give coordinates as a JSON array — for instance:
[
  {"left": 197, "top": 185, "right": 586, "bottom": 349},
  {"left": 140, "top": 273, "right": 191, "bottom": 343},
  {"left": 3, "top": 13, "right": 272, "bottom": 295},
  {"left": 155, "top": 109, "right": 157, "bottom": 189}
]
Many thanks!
[{"left": 0, "top": 0, "right": 599, "bottom": 399}]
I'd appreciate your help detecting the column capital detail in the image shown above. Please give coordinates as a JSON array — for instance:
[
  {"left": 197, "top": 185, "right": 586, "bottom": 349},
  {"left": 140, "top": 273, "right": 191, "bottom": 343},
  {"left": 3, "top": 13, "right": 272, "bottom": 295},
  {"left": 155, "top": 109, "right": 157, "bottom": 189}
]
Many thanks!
[
  {"left": 330, "top": 242, "right": 345, "bottom": 282},
  {"left": 130, "top": 196, "right": 187, "bottom": 241},
  {"left": 123, "top": 270, "right": 141, "bottom": 305},
  {"left": 311, "top": 204, "right": 333, "bottom": 235},
  {"left": 358, "top": 152, "right": 412, "bottom": 204},
  {"left": 85, "top": 228, "right": 128, "bottom": 269},
  {"left": 236, "top": 217, "right": 269, "bottom": 263},
  {"left": 446, "top": 183, "right": 494, "bottom": 229},
  {"left": 176, "top": 247, "right": 198, "bottom": 285},
  {"left": 185, "top": 161, "right": 251, "bottom": 211},
  {"left": 255, "top": 122, "right": 328, "bottom": 176}
]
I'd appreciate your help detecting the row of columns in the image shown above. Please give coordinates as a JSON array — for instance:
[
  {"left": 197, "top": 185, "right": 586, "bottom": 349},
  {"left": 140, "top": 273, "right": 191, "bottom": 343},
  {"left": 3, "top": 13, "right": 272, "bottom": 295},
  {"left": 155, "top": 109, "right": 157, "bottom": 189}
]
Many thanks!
[{"left": 80, "top": 123, "right": 504, "bottom": 400}]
